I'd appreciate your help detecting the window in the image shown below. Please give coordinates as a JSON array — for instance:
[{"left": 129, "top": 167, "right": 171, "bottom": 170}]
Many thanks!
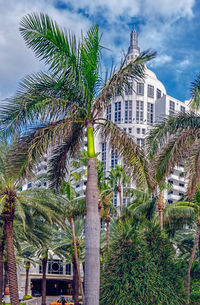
[
  {"left": 66, "top": 264, "right": 71, "bottom": 275},
  {"left": 179, "top": 193, "right": 184, "bottom": 197},
  {"left": 147, "top": 85, "right": 154, "bottom": 98},
  {"left": 123, "top": 128, "right": 127, "bottom": 132},
  {"left": 136, "top": 101, "right": 144, "bottom": 123},
  {"left": 128, "top": 128, "right": 132, "bottom": 134},
  {"left": 168, "top": 200, "right": 173, "bottom": 204},
  {"left": 179, "top": 183, "right": 184, "bottom": 187},
  {"left": 137, "top": 83, "right": 144, "bottom": 96},
  {"left": 142, "top": 128, "right": 145, "bottom": 135},
  {"left": 48, "top": 260, "right": 63, "bottom": 275},
  {"left": 107, "top": 105, "right": 111, "bottom": 120},
  {"left": 169, "top": 100, "right": 175, "bottom": 116},
  {"left": 168, "top": 179, "right": 173, "bottom": 184},
  {"left": 125, "top": 100, "right": 133, "bottom": 123},
  {"left": 168, "top": 191, "right": 173, "bottom": 195},
  {"left": 137, "top": 128, "right": 140, "bottom": 134},
  {"left": 102, "top": 143, "right": 106, "bottom": 174},
  {"left": 137, "top": 138, "right": 145, "bottom": 148},
  {"left": 111, "top": 148, "right": 118, "bottom": 168},
  {"left": 114, "top": 102, "right": 121, "bottom": 123},
  {"left": 125, "top": 82, "right": 133, "bottom": 95},
  {"left": 180, "top": 105, "right": 185, "bottom": 113},
  {"left": 27, "top": 183, "right": 32, "bottom": 189},
  {"left": 113, "top": 192, "right": 117, "bottom": 207},
  {"left": 157, "top": 88, "right": 161, "bottom": 99},
  {"left": 147, "top": 102, "right": 154, "bottom": 124}
]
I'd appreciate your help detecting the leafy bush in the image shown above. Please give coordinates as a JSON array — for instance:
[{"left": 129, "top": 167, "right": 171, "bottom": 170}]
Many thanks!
[
  {"left": 190, "top": 290, "right": 200, "bottom": 305},
  {"left": 23, "top": 295, "right": 32, "bottom": 300},
  {"left": 100, "top": 221, "right": 187, "bottom": 305}
]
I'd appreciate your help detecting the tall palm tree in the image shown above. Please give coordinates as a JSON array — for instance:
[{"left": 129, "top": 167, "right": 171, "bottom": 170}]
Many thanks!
[
  {"left": 0, "top": 13, "right": 155, "bottom": 304},
  {"left": 53, "top": 218, "right": 85, "bottom": 305},
  {"left": 107, "top": 165, "right": 130, "bottom": 214},
  {"left": 163, "top": 200, "right": 200, "bottom": 300},
  {"left": 59, "top": 180, "right": 86, "bottom": 305}
]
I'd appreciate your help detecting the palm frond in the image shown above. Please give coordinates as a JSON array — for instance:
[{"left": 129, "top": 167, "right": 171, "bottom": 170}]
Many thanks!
[
  {"left": 190, "top": 74, "right": 200, "bottom": 110},
  {"left": 20, "top": 12, "right": 78, "bottom": 74},
  {"left": 48, "top": 123, "right": 84, "bottom": 189},
  {"left": 153, "top": 129, "right": 198, "bottom": 183},
  {"left": 97, "top": 120, "right": 155, "bottom": 192},
  {"left": 93, "top": 50, "right": 156, "bottom": 118},
  {"left": 147, "top": 112, "right": 200, "bottom": 158}
]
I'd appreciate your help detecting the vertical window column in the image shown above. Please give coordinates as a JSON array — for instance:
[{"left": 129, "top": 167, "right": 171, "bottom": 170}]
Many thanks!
[
  {"left": 114, "top": 102, "right": 121, "bottom": 123},
  {"left": 107, "top": 105, "right": 111, "bottom": 120},
  {"left": 136, "top": 101, "right": 144, "bottom": 123},
  {"left": 147, "top": 102, "right": 154, "bottom": 125},
  {"left": 111, "top": 148, "right": 118, "bottom": 168},
  {"left": 102, "top": 143, "right": 106, "bottom": 174},
  {"left": 125, "top": 100, "right": 132, "bottom": 123}
]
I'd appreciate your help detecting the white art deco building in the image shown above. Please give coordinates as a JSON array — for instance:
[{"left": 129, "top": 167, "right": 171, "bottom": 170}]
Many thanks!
[{"left": 98, "top": 29, "right": 191, "bottom": 205}]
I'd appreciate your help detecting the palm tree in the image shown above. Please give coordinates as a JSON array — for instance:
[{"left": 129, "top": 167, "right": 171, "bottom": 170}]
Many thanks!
[
  {"left": 53, "top": 218, "right": 85, "bottom": 305},
  {"left": 59, "top": 180, "right": 86, "bottom": 305},
  {"left": 107, "top": 165, "right": 130, "bottom": 214},
  {"left": 0, "top": 218, "right": 5, "bottom": 305},
  {"left": 163, "top": 200, "right": 200, "bottom": 300},
  {"left": 0, "top": 13, "right": 155, "bottom": 304}
]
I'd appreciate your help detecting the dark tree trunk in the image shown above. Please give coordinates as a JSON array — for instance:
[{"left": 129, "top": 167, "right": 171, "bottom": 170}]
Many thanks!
[
  {"left": 41, "top": 257, "right": 47, "bottom": 305},
  {"left": 118, "top": 186, "right": 122, "bottom": 214},
  {"left": 25, "top": 261, "right": 30, "bottom": 296},
  {"left": 106, "top": 219, "right": 110, "bottom": 252},
  {"left": 72, "top": 259, "right": 79, "bottom": 305},
  {"left": 5, "top": 221, "right": 19, "bottom": 305},
  {"left": 3, "top": 262, "right": 8, "bottom": 295},
  {"left": 71, "top": 218, "right": 84, "bottom": 304},
  {"left": 0, "top": 242, "right": 4, "bottom": 305},
  {"left": 199, "top": 234, "right": 200, "bottom": 264},
  {"left": 187, "top": 221, "right": 200, "bottom": 299},
  {"left": 85, "top": 157, "right": 100, "bottom": 305}
]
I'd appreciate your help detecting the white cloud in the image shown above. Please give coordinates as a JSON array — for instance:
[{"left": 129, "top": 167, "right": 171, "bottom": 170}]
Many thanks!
[
  {"left": 149, "top": 54, "right": 172, "bottom": 68},
  {"left": 0, "top": 0, "right": 196, "bottom": 100}
]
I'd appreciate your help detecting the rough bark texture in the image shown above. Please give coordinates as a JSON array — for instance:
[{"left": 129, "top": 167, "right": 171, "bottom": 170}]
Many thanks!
[
  {"left": 106, "top": 220, "right": 110, "bottom": 252},
  {"left": 187, "top": 223, "right": 200, "bottom": 297},
  {"left": 0, "top": 242, "right": 4, "bottom": 305},
  {"left": 3, "top": 262, "right": 8, "bottom": 295},
  {"left": 159, "top": 209, "right": 164, "bottom": 231},
  {"left": 25, "top": 261, "right": 30, "bottom": 296},
  {"left": 72, "top": 259, "right": 79, "bottom": 305},
  {"left": 85, "top": 157, "right": 100, "bottom": 305},
  {"left": 5, "top": 221, "right": 19, "bottom": 305},
  {"left": 118, "top": 186, "right": 122, "bottom": 214},
  {"left": 71, "top": 218, "right": 84, "bottom": 304},
  {"left": 41, "top": 257, "right": 47, "bottom": 305}
]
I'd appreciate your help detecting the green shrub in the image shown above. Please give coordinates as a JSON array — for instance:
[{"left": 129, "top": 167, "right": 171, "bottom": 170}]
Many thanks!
[
  {"left": 190, "top": 290, "right": 200, "bottom": 305},
  {"left": 100, "top": 222, "right": 187, "bottom": 305},
  {"left": 23, "top": 295, "right": 32, "bottom": 300}
]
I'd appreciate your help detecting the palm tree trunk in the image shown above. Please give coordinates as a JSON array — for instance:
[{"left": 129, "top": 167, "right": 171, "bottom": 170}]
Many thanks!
[
  {"left": 118, "top": 185, "right": 122, "bottom": 214},
  {"left": 106, "top": 220, "right": 110, "bottom": 252},
  {"left": 159, "top": 209, "right": 164, "bottom": 231},
  {"left": 3, "top": 262, "right": 8, "bottom": 295},
  {"left": 25, "top": 261, "right": 30, "bottom": 296},
  {"left": 72, "top": 259, "right": 79, "bottom": 305},
  {"left": 41, "top": 256, "right": 47, "bottom": 305},
  {"left": 71, "top": 217, "right": 84, "bottom": 304},
  {"left": 5, "top": 221, "right": 19, "bottom": 305},
  {"left": 187, "top": 220, "right": 200, "bottom": 299},
  {"left": 0, "top": 241, "right": 4, "bottom": 305},
  {"left": 85, "top": 124, "right": 100, "bottom": 305},
  {"left": 199, "top": 234, "right": 200, "bottom": 264}
]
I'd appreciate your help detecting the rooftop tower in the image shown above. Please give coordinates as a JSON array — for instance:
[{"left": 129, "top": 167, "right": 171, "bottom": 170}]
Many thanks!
[{"left": 128, "top": 29, "right": 140, "bottom": 59}]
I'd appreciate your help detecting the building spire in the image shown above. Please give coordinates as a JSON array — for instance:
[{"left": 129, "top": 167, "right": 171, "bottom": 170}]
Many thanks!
[{"left": 128, "top": 28, "right": 140, "bottom": 59}]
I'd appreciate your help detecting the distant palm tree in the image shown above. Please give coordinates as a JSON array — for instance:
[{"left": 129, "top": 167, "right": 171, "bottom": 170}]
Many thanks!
[{"left": 0, "top": 13, "right": 155, "bottom": 304}]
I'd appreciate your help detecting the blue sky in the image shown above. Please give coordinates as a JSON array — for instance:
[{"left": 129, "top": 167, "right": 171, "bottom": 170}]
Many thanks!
[{"left": 0, "top": 0, "right": 199, "bottom": 102}]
